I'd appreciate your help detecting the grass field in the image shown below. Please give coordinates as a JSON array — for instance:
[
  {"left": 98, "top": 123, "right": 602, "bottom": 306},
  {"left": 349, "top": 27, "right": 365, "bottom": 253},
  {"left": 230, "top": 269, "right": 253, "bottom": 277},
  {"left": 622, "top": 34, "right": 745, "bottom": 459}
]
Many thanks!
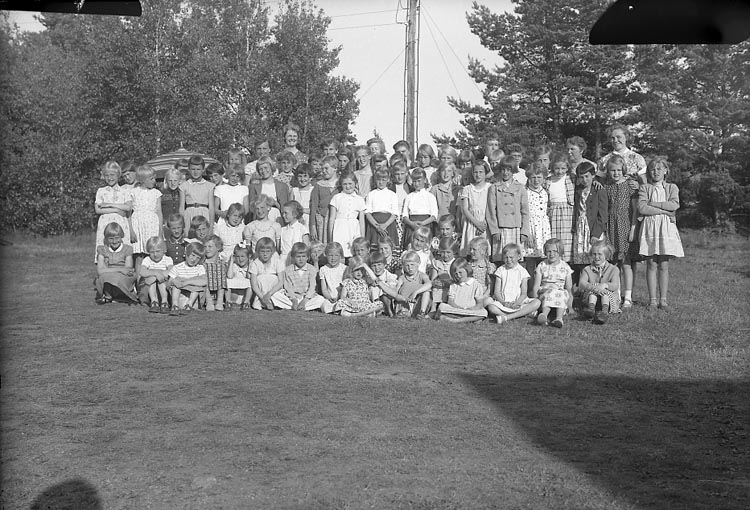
[{"left": 1, "top": 231, "right": 748, "bottom": 509}]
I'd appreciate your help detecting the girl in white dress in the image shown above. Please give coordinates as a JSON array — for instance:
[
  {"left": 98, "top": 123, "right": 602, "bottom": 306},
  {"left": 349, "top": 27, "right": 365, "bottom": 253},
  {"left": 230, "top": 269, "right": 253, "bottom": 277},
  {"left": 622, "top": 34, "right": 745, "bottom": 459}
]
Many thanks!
[
  {"left": 637, "top": 157, "right": 684, "bottom": 312},
  {"left": 129, "top": 165, "right": 162, "bottom": 256},
  {"left": 524, "top": 163, "right": 551, "bottom": 274},
  {"left": 459, "top": 161, "right": 491, "bottom": 256},
  {"left": 327, "top": 172, "right": 366, "bottom": 258},
  {"left": 94, "top": 161, "right": 132, "bottom": 262}
]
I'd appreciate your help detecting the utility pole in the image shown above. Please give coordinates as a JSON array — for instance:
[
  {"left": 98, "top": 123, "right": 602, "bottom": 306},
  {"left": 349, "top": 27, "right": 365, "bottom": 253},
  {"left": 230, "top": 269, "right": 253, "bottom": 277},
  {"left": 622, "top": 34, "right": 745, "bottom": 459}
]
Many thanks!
[{"left": 404, "top": 0, "right": 419, "bottom": 150}]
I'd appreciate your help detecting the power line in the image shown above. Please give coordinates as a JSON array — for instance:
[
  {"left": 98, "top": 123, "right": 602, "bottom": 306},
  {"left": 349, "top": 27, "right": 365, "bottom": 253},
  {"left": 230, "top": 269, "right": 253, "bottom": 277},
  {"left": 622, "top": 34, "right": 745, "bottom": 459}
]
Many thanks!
[
  {"left": 421, "top": 7, "right": 462, "bottom": 100},
  {"left": 329, "top": 22, "right": 400, "bottom": 31},
  {"left": 329, "top": 9, "right": 398, "bottom": 18},
  {"left": 421, "top": 1, "right": 484, "bottom": 96},
  {"left": 357, "top": 47, "right": 406, "bottom": 101}
]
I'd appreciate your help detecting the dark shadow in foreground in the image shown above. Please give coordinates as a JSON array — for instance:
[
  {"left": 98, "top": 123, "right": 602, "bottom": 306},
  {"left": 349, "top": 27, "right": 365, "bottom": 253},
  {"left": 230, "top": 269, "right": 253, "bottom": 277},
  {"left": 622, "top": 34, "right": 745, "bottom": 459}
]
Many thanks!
[
  {"left": 29, "top": 478, "right": 102, "bottom": 510},
  {"left": 460, "top": 374, "right": 749, "bottom": 509}
]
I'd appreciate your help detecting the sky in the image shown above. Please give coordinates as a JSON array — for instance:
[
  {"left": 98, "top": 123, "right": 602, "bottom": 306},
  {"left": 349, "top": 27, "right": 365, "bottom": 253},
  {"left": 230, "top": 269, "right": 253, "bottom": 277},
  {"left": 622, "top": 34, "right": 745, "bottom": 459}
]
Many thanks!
[{"left": 5, "top": 0, "right": 512, "bottom": 150}]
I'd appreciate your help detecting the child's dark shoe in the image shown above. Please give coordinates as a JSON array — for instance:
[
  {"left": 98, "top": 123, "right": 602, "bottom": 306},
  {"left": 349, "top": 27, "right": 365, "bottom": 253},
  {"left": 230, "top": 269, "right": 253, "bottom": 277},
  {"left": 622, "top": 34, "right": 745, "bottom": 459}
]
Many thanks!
[
  {"left": 550, "top": 318, "right": 564, "bottom": 328},
  {"left": 536, "top": 312, "right": 548, "bottom": 326},
  {"left": 240, "top": 303, "right": 250, "bottom": 311},
  {"left": 583, "top": 304, "right": 595, "bottom": 320},
  {"left": 148, "top": 302, "right": 160, "bottom": 313},
  {"left": 169, "top": 306, "right": 181, "bottom": 316},
  {"left": 160, "top": 303, "right": 170, "bottom": 314}
]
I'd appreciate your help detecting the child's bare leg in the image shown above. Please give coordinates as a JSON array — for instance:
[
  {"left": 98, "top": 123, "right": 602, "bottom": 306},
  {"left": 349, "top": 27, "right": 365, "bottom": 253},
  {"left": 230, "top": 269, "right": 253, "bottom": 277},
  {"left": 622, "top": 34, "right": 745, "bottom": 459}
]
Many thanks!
[
  {"left": 156, "top": 282, "right": 169, "bottom": 304},
  {"left": 417, "top": 292, "right": 430, "bottom": 315},
  {"left": 170, "top": 286, "right": 181, "bottom": 310},
  {"left": 658, "top": 256, "right": 669, "bottom": 308},
  {"left": 148, "top": 283, "right": 159, "bottom": 303},
  {"left": 215, "top": 289, "right": 224, "bottom": 310},
  {"left": 381, "top": 295, "right": 394, "bottom": 317},
  {"left": 204, "top": 288, "right": 215, "bottom": 311},
  {"left": 537, "top": 305, "right": 550, "bottom": 325},
  {"left": 502, "top": 299, "right": 542, "bottom": 322},
  {"left": 187, "top": 291, "right": 200, "bottom": 309},
  {"left": 440, "top": 314, "right": 483, "bottom": 323},
  {"left": 621, "top": 259, "right": 634, "bottom": 306},
  {"left": 645, "top": 257, "right": 658, "bottom": 307}
]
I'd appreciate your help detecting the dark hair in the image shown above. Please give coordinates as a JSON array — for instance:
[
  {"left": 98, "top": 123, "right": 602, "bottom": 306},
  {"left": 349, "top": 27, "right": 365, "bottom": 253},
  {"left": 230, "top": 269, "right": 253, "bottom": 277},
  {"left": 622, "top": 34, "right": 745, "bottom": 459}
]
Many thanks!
[
  {"left": 576, "top": 161, "right": 597, "bottom": 176},
  {"left": 188, "top": 155, "right": 205, "bottom": 168}
]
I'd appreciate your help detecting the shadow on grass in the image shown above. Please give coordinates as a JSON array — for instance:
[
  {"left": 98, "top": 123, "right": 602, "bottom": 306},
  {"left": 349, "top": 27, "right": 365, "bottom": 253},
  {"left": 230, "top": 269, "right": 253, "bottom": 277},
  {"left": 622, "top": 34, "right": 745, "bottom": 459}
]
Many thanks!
[
  {"left": 29, "top": 478, "right": 102, "bottom": 510},
  {"left": 460, "top": 374, "right": 750, "bottom": 510}
]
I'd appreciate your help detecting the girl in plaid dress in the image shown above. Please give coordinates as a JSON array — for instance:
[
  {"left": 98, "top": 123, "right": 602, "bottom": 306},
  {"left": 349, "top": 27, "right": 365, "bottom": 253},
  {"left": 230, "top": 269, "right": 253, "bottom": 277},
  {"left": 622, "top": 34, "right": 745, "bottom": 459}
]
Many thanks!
[{"left": 545, "top": 153, "right": 575, "bottom": 263}]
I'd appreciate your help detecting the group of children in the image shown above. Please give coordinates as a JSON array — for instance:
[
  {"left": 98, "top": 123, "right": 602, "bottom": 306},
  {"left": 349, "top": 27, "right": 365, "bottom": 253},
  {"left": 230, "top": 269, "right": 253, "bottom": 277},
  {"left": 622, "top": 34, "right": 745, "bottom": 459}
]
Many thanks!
[{"left": 93, "top": 129, "right": 684, "bottom": 326}]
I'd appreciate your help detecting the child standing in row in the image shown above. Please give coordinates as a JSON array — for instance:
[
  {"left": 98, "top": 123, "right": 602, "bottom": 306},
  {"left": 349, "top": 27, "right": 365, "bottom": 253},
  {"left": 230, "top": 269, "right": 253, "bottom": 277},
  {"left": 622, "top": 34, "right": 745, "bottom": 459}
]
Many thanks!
[
  {"left": 129, "top": 165, "right": 163, "bottom": 260},
  {"left": 161, "top": 168, "right": 183, "bottom": 224},
  {"left": 203, "top": 235, "right": 228, "bottom": 311},
  {"left": 604, "top": 154, "right": 639, "bottom": 309},
  {"left": 637, "top": 157, "right": 684, "bottom": 312},
  {"left": 181, "top": 156, "right": 215, "bottom": 235},
  {"left": 430, "top": 162, "right": 459, "bottom": 220},
  {"left": 546, "top": 153, "right": 575, "bottom": 263},
  {"left": 390, "top": 161, "right": 411, "bottom": 252},
  {"left": 95, "top": 161, "right": 132, "bottom": 262},
  {"left": 524, "top": 163, "right": 551, "bottom": 274},
  {"left": 244, "top": 195, "right": 281, "bottom": 252},
  {"left": 365, "top": 168, "right": 399, "bottom": 252},
  {"left": 459, "top": 161, "right": 491, "bottom": 256},
  {"left": 486, "top": 156, "right": 529, "bottom": 263},
  {"left": 310, "top": 156, "right": 338, "bottom": 243},
  {"left": 485, "top": 243, "right": 541, "bottom": 324},
  {"left": 214, "top": 203, "right": 245, "bottom": 260},
  {"left": 328, "top": 171, "right": 366, "bottom": 258},
  {"left": 401, "top": 168, "right": 438, "bottom": 249},
  {"left": 214, "top": 164, "right": 249, "bottom": 220},
  {"left": 532, "top": 238, "right": 573, "bottom": 328},
  {"left": 571, "top": 161, "right": 608, "bottom": 272},
  {"left": 280, "top": 200, "right": 310, "bottom": 264},
  {"left": 291, "top": 163, "right": 314, "bottom": 226}
]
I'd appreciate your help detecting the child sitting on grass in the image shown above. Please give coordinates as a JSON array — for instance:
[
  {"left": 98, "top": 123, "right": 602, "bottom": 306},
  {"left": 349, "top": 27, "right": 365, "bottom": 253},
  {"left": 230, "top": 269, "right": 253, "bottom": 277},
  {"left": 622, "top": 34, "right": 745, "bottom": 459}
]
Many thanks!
[
  {"left": 249, "top": 236, "right": 285, "bottom": 310},
  {"left": 335, "top": 256, "right": 383, "bottom": 317},
  {"left": 139, "top": 236, "right": 174, "bottom": 313},
  {"left": 319, "top": 242, "right": 346, "bottom": 314},
  {"left": 429, "top": 237, "right": 458, "bottom": 316},
  {"left": 168, "top": 242, "right": 208, "bottom": 315},
  {"left": 368, "top": 252, "right": 399, "bottom": 316},
  {"left": 484, "top": 243, "right": 541, "bottom": 325},
  {"left": 394, "top": 250, "right": 432, "bottom": 319},
  {"left": 269, "top": 243, "right": 325, "bottom": 311},
  {"left": 578, "top": 241, "right": 621, "bottom": 324},
  {"left": 435, "top": 257, "right": 488, "bottom": 323},
  {"left": 95, "top": 222, "right": 137, "bottom": 305},
  {"left": 531, "top": 238, "right": 573, "bottom": 328},
  {"left": 226, "top": 242, "right": 253, "bottom": 311}
]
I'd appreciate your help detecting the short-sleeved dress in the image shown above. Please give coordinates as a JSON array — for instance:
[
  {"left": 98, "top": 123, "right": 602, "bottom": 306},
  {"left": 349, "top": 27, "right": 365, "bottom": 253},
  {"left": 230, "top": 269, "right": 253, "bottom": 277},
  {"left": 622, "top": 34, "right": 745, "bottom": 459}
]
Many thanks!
[
  {"left": 94, "top": 244, "right": 137, "bottom": 301},
  {"left": 605, "top": 180, "right": 639, "bottom": 261},
  {"left": 95, "top": 185, "right": 131, "bottom": 261},
  {"left": 460, "top": 182, "right": 491, "bottom": 256},
  {"left": 205, "top": 259, "right": 228, "bottom": 293},
  {"left": 181, "top": 179, "right": 215, "bottom": 229},
  {"left": 546, "top": 177, "right": 574, "bottom": 262},
  {"left": 243, "top": 220, "right": 282, "bottom": 252},
  {"left": 491, "top": 264, "right": 534, "bottom": 311},
  {"left": 439, "top": 278, "right": 489, "bottom": 317},
  {"left": 638, "top": 183, "right": 684, "bottom": 258},
  {"left": 535, "top": 260, "right": 573, "bottom": 308},
  {"left": 330, "top": 191, "right": 366, "bottom": 257},
  {"left": 336, "top": 278, "right": 381, "bottom": 314},
  {"left": 524, "top": 186, "right": 551, "bottom": 259},
  {"left": 319, "top": 263, "right": 347, "bottom": 299},
  {"left": 130, "top": 187, "right": 163, "bottom": 254}
]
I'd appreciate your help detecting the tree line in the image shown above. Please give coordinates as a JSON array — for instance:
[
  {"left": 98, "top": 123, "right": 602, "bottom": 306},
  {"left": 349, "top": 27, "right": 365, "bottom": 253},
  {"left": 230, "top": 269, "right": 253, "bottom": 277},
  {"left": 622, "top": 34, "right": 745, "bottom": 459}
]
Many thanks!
[{"left": 1, "top": 0, "right": 748, "bottom": 235}]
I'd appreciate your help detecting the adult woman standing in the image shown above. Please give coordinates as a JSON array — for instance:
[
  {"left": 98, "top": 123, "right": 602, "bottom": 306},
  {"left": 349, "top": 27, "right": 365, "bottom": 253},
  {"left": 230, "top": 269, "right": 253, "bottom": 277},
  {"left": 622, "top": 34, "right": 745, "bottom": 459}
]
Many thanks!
[
  {"left": 598, "top": 124, "right": 646, "bottom": 182},
  {"left": 281, "top": 122, "right": 307, "bottom": 167},
  {"left": 566, "top": 136, "right": 597, "bottom": 175}
]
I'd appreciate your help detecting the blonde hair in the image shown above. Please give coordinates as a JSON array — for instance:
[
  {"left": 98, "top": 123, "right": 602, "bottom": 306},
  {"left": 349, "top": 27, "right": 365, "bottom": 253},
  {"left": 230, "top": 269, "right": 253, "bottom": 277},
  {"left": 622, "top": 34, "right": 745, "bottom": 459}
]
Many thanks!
[
  {"left": 135, "top": 165, "right": 155, "bottom": 184},
  {"left": 101, "top": 160, "right": 121, "bottom": 178}
]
